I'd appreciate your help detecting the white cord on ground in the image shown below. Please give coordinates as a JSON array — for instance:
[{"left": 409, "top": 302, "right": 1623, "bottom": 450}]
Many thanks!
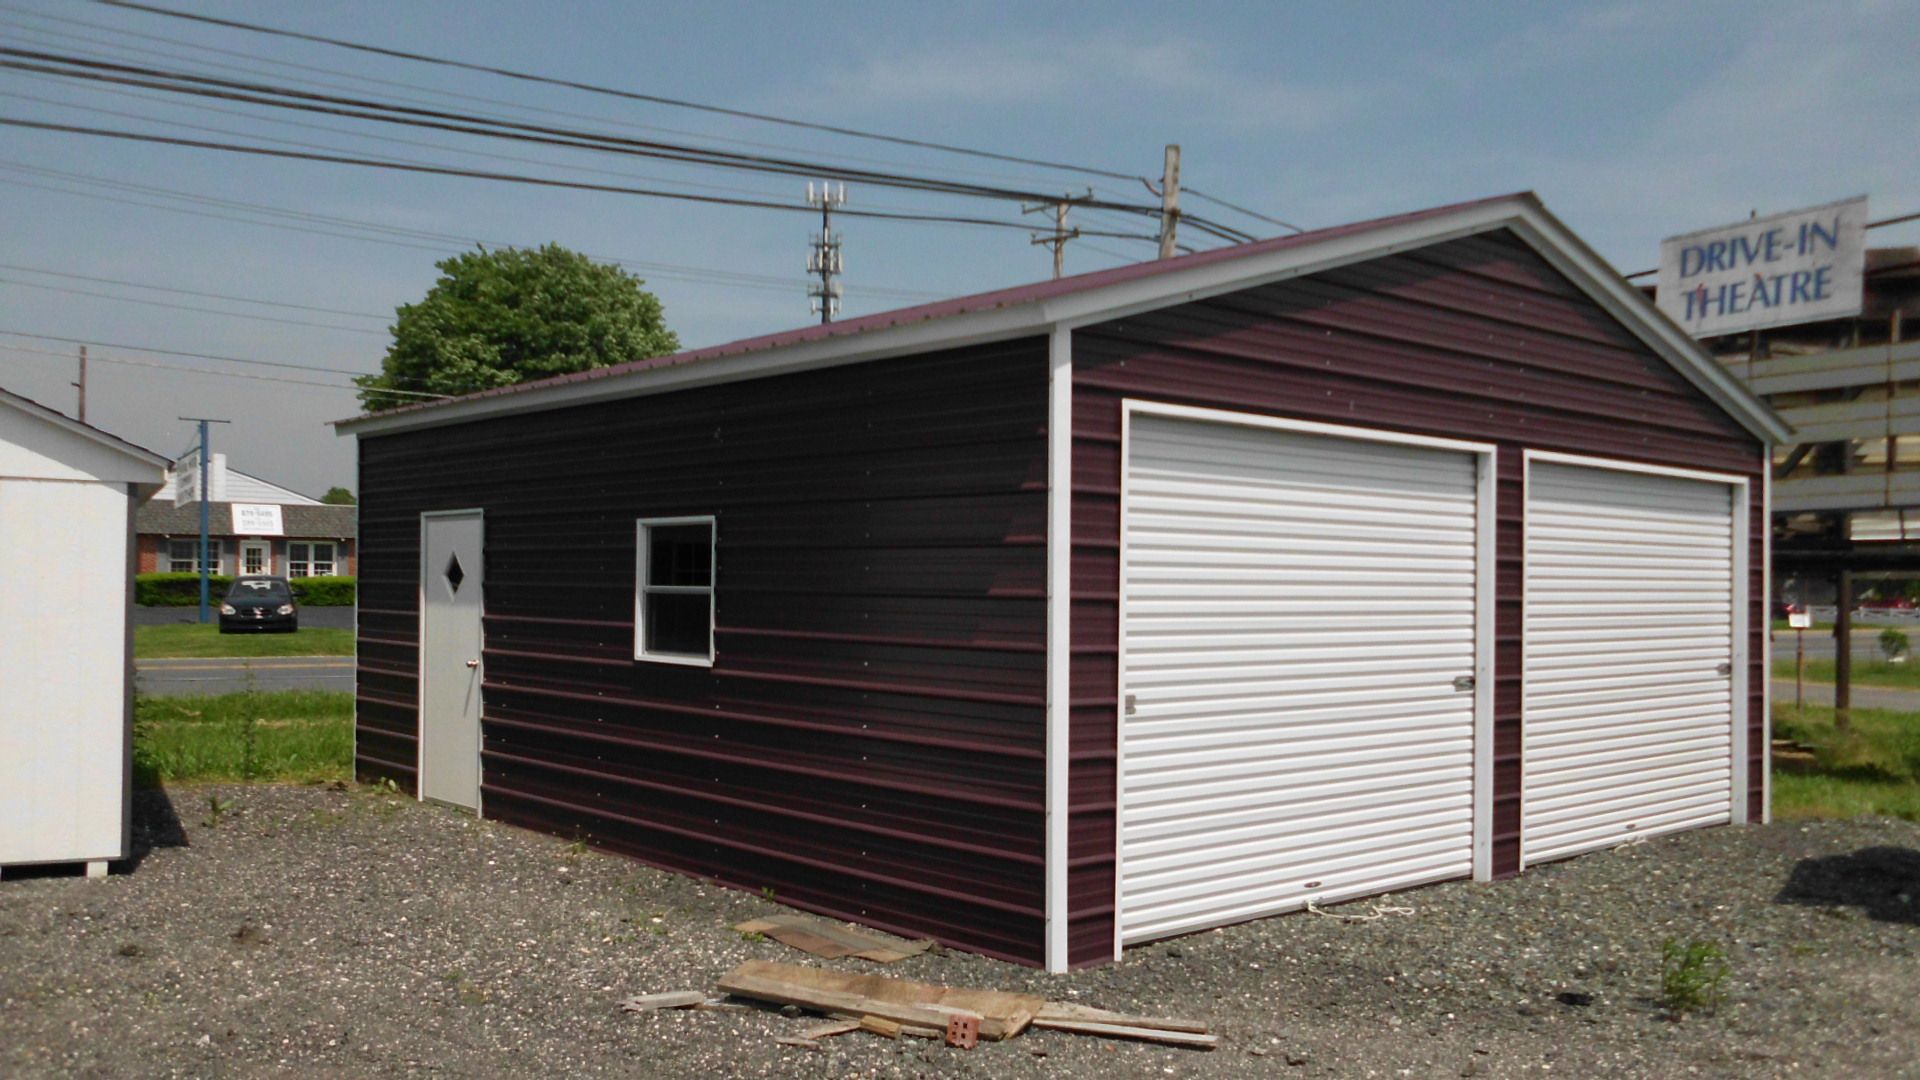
[{"left": 1305, "top": 900, "right": 1415, "bottom": 922}]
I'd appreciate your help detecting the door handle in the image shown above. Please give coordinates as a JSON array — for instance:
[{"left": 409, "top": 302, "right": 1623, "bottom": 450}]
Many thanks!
[
  {"left": 465, "top": 658, "right": 480, "bottom": 669},
  {"left": 1452, "top": 675, "right": 1476, "bottom": 692}
]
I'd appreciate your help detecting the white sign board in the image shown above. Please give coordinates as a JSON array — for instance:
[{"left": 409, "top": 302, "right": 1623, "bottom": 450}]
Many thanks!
[
  {"left": 173, "top": 446, "right": 201, "bottom": 504},
  {"left": 232, "top": 503, "right": 284, "bottom": 536},
  {"left": 1788, "top": 610, "right": 1812, "bottom": 629},
  {"left": 1657, "top": 196, "right": 1868, "bottom": 338}
]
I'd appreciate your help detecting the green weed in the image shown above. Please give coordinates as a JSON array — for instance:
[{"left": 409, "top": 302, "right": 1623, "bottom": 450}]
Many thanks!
[{"left": 1659, "top": 938, "right": 1729, "bottom": 1017}]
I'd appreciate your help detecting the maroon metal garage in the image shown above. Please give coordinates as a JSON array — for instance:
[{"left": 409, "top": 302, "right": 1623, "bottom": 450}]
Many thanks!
[{"left": 340, "top": 192, "right": 1788, "bottom": 970}]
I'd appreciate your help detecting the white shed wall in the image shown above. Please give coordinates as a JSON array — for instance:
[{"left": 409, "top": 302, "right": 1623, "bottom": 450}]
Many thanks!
[{"left": 0, "top": 476, "right": 136, "bottom": 866}]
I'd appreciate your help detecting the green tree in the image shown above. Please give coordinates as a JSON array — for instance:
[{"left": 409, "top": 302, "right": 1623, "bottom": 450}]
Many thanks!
[
  {"left": 320, "top": 486, "right": 356, "bottom": 505},
  {"left": 356, "top": 244, "right": 678, "bottom": 408}
]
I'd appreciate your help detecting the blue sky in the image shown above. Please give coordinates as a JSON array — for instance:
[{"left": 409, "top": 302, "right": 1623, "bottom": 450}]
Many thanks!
[{"left": 2, "top": 0, "right": 1916, "bottom": 495}]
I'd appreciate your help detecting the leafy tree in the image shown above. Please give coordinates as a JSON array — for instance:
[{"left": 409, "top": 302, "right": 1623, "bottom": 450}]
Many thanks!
[
  {"left": 320, "top": 486, "right": 357, "bottom": 505},
  {"left": 356, "top": 244, "right": 678, "bottom": 408}
]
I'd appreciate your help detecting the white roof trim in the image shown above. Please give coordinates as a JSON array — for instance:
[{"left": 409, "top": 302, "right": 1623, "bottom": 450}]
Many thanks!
[
  {"left": 0, "top": 388, "right": 172, "bottom": 470},
  {"left": 338, "top": 195, "right": 1786, "bottom": 445}
]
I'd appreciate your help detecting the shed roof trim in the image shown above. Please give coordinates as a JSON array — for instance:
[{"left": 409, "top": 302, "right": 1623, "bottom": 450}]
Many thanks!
[
  {"left": 337, "top": 193, "right": 1788, "bottom": 444},
  {"left": 0, "top": 385, "right": 173, "bottom": 469}
]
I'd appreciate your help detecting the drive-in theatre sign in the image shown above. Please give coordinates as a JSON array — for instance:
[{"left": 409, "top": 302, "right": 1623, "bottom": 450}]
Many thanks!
[{"left": 1657, "top": 196, "right": 1867, "bottom": 338}]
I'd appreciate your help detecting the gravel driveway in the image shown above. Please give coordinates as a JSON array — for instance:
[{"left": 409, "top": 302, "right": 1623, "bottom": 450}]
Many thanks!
[{"left": 2, "top": 784, "right": 1915, "bottom": 1078}]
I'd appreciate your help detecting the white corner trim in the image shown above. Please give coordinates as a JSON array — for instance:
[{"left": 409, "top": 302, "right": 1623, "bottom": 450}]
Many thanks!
[
  {"left": 1761, "top": 468, "right": 1772, "bottom": 825},
  {"left": 1044, "top": 325, "right": 1072, "bottom": 973},
  {"left": 1473, "top": 446, "right": 1497, "bottom": 882}
]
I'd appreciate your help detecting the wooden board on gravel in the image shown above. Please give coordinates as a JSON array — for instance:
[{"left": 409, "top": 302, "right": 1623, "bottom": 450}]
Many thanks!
[{"left": 715, "top": 960, "right": 1042, "bottom": 1041}]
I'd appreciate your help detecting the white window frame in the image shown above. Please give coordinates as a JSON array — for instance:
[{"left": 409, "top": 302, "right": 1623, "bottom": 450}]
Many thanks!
[
  {"left": 288, "top": 541, "right": 337, "bottom": 578},
  {"left": 167, "top": 538, "right": 223, "bottom": 574},
  {"left": 634, "top": 515, "right": 716, "bottom": 666}
]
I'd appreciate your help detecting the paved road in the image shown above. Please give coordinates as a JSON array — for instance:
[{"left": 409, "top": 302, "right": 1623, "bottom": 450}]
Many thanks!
[
  {"left": 136, "top": 656, "right": 355, "bottom": 696},
  {"left": 1772, "top": 678, "right": 1920, "bottom": 712},
  {"left": 1770, "top": 628, "right": 1910, "bottom": 662},
  {"left": 134, "top": 606, "right": 354, "bottom": 629}
]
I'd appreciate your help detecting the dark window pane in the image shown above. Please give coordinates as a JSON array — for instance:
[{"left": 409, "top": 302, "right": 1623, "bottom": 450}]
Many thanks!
[
  {"left": 645, "top": 592, "right": 710, "bottom": 656},
  {"left": 648, "top": 524, "right": 712, "bottom": 587}
]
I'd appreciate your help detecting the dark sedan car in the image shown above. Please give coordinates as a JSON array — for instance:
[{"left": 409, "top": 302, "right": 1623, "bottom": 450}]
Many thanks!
[{"left": 219, "top": 576, "right": 299, "bottom": 633}]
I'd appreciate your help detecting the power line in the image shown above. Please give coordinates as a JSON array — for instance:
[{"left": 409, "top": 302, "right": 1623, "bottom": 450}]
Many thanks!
[
  {"left": 0, "top": 114, "right": 1166, "bottom": 241},
  {"left": 0, "top": 6, "right": 1096, "bottom": 194},
  {"left": 94, "top": 0, "right": 1150, "bottom": 183},
  {"left": 0, "top": 159, "right": 946, "bottom": 299},
  {"left": 0, "top": 48, "right": 1176, "bottom": 218},
  {"left": 0, "top": 275, "right": 388, "bottom": 334},
  {"left": 0, "top": 327, "right": 369, "bottom": 377},
  {"left": 0, "top": 260, "right": 388, "bottom": 318},
  {"left": 0, "top": 341, "right": 432, "bottom": 397}
]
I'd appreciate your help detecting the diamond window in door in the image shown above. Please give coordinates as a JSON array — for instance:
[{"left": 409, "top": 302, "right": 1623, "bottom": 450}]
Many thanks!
[{"left": 443, "top": 552, "right": 466, "bottom": 598}]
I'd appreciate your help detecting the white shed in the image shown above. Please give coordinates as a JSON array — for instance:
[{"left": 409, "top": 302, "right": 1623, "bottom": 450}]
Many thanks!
[{"left": 0, "top": 388, "right": 169, "bottom": 878}]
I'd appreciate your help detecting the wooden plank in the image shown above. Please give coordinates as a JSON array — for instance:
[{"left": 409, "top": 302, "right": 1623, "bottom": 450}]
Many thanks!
[
  {"left": 1030, "top": 1018, "right": 1219, "bottom": 1049},
  {"left": 1775, "top": 396, "right": 1920, "bottom": 443},
  {"left": 1742, "top": 339, "right": 1920, "bottom": 395},
  {"left": 800, "top": 1019, "right": 862, "bottom": 1040},
  {"left": 1033, "top": 1001, "right": 1209, "bottom": 1034},
  {"left": 715, "top": 960, "right": 1043, "bottom": 1042},
  {"left": 733, "top": 915, "right": 934, "bottom": 963},
  {"left": 619, "top": 990, "right": 706, "bottom": 1013},
  {"left": 1774, "top": 471, "right": 1920, "bottom": 513}
]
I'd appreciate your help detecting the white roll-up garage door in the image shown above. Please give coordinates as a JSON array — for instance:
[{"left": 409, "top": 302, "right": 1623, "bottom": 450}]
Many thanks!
[
  {"left": 1118, "top": 408, "right": 1486, "bottom": 946},
  {"left": 1523, "top": 459, "right": 1740, "bottom": 866}
]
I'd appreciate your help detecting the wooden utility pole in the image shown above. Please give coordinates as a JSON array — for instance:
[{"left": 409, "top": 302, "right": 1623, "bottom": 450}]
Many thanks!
[
  {"left": 1835, "top": 569, "right": 1853, "bottom": 730},
  {"left": 1156, "top": 144, "right": 1181, "bottom": 260},
  {"left": 1024, "top": 193, "right": 1086, "bottom": 279},
  {"left": 73, "top": 344, "right": 87, "bottom": 422}
]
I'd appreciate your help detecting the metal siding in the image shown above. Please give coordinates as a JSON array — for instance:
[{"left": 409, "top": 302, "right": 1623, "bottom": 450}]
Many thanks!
[
  {"left": 1522, "top": 463, "right": 1736, "bottom": 864},
  {"left": 1118, "top": 414, "right": 1480, "bottom": 943},
  {"left": 1067, "top": 230, "right": 1766, "bottom": 966},
  {"left": 355, "top": 339, "right": 1049, "bottom": 965}
]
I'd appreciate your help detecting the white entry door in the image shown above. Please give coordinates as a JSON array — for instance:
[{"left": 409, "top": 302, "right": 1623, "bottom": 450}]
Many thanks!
[
  {"left": 1118, "top": 405, "right": 1489, "bottom": 947},
  {"left": 240, "top": 540, "right": 270, "bottom": 576},
  {"left": 420, "top": 510, "right": 484, "bottom": 810},
  {"left": 1523, "top": 457, "right": 1745, "bottom": 866}
]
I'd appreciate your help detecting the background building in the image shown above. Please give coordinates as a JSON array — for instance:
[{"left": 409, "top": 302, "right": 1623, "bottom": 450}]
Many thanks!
[{"left": 136, "top": 452, "right": 356, "bottom": 578}]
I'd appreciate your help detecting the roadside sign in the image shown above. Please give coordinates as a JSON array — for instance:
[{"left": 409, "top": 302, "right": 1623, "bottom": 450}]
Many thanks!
[
  {"left": 1657, "top": 196, "right": 1868, "bottom": 338},
  {"left": 1788, "top": 610, "right": 1812, "bottom": 629}
]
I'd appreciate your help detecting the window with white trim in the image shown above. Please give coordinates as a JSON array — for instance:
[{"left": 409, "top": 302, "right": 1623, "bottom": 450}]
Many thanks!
[
  {"left": 288, "top": 541, "right": 337, "bottom": 578},
  {"left": 167, "top": 539, "right": 222, "bottom": 573},
  {"left": 635, "top": 517, "right": 714, "bottom": 665}
]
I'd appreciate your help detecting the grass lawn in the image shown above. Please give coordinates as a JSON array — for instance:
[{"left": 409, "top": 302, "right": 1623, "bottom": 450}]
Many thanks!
[
  {"left": 1771, "top": 656, "right": 1920, "bottom": 689},
  {"left": 1772, "top": 703, "right": 1920, "bottom": 821},
  {"left": 135, "top": 623, "right": 355, "bottom": 659},
  {"left": 134, "top": 690, "right": 353, "bottom": 786}
]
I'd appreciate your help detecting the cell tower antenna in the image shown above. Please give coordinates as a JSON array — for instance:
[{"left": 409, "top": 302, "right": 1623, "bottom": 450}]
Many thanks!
[{"left": 806, "top": 180, "right": 846, "bottom": 323}]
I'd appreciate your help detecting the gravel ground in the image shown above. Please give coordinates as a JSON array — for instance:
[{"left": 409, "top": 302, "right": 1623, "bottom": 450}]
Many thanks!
[{"left": 2, "top": 784, "right": 1916, "bottom": 1079}]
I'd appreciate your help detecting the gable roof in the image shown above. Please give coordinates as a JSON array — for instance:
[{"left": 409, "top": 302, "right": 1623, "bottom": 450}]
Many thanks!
[
  {"left": 136, "top": 498, "right": 356, "bottom": 538},
  {"left": 153, "top": 465, "right": 321, "bottom": 505},
  {"left": 338, "top": 193, "right": 1790, "bottom": 444},
  {"left": 0, "top": 385, "right": 172, "bottom": 470}
]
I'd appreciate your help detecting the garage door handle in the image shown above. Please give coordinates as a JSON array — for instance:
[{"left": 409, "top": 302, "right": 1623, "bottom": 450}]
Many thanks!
[
  {"left": 1452, "top": 675, "right": 1476, "bottom": 692},
  {"left": 1716, "top": 662, "right": 1732, "bottom": 676}
]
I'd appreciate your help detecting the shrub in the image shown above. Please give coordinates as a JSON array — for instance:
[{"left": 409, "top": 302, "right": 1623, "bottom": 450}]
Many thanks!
[
  {"left": 1659, "top": 938, "right": 1729, "bottom": 1016},
  {"left": 136, "top": 572, "right": 356, "bottom": 606},
  {"left": 136, "top": 572, "right": 234, "bottom": 606},
  {"left": 1879, "top": 628, "right": 1909, "bottom": 662},
  {"left": 289, "top": 576, "right": 356, "bottom": 606}
]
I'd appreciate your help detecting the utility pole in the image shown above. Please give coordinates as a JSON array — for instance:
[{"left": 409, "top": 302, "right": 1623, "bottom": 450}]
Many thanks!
[
  {"left": 1025, "top": 192, "right": 1088, "bottom": 279},
  {"left": 178, "top": 416, "right": 231, "bottom": 625},
  {"left": 806, "top": 180, "right": 845, "bottom": 323},
  {"left": 72, "top": 344, "right": 87, "bottom": 422},
  {"left": 1156, "top": 144, "right": 1182, "bottom": 260}
]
